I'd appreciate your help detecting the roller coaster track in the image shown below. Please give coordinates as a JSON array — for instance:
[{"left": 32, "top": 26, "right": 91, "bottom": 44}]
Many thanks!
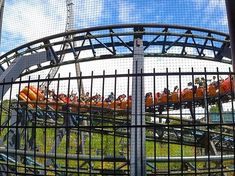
[
  {"left": 0, "top": 24, "right": 233, "bottom": 175},
  {"left": 33, "top": 116, "right": 234, "bottom": 152},
  {"left": 0, "top": 147, "right": 234, "bottom": 175},
  {"left": 0, "top": 24, "right": 231, "bottom": 79},
  {"left": 2, "top": 101, "right": 234, "bottom": 151},
  {"left": 0, "top": 96, "right": 234, "bottom": 175}
]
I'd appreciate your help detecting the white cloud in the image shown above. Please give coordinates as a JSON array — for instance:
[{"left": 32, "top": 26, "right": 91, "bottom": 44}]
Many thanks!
[
  {"left": 3, "top": 0, "right": 66, "bottom": 44},
  {"left": 193, "top": 0, "right": 227, "bottom": 27},
  {"left": 1, "top": 0, "right": 104, "bottom": 51},
  {"left": 74, "top": 0, "right": 104, "bottom": 28},
  {"left": 118, "top": 1, "right": 140, "bottom": 23},
  {"left": 206, "top": 0, "right": 226, "bottom": 11},
  {"left": 193, "top": 0, "right": 205, "bottom": 10},
  {"left": 206, "top": 0, "right": 227, "bottom": 26},
  {"left": 219, "top": 15, "right": 228, "bottom": 26},
  {"left": 193, "top": 0, "right": 224, "bottom": 10}
]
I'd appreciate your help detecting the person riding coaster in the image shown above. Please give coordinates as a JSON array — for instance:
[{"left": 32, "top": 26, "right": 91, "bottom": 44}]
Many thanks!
[{"left": 18, "top": 74, "right": 235, "bottom": 112}]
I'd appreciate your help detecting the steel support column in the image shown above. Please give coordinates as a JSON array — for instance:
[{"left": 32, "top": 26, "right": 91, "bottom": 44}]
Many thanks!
[
  {"left": 130, "top": 27, "right": 146, "bottom": 175},
  {"left": 0, "top": 51, "right": 54, "bottom": 98},
  {"left": 225, "top": 0, "right": 235, "bottom": 71},
  {"left": 0, "top": 0, "right": 4, "bottom": 44}
]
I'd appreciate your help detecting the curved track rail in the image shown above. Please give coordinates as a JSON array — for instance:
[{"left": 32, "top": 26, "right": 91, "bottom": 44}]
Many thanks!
[
  {"left": 1, "top": 98, "right": 234, "bottom": 175},
  {"left": 0, "top": 24, "right": 231, "bottom": 78},
  {"left": 0, "top": 24, "right": 233, "bottom": 175}
]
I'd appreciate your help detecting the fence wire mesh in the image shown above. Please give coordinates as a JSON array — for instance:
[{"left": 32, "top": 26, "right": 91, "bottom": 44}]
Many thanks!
[{"left": 0, "top": 0, "right": 234, "bottom": 175}]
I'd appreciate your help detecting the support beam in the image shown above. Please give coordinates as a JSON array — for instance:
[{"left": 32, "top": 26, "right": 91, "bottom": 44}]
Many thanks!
[
  {"left": 225, "top": 0, "right": 235, "bottom": 71},
  {"left": 46, "top": 107, "right": 74, "bottom": 166},
  {"left": 0, "top": 147, "right": 233, "bottom": 163},
  {"left": 130, "top": 27, "right": 146, "bottom": 176},
  {"left": 6, "top": 109, "right": 21, "bottom": 151},
  {"left": 0, "top": 51, "right": 54, "bottom": 98},
  {"left": 0, "top": 0, "right": 4, "bottom": 44}
]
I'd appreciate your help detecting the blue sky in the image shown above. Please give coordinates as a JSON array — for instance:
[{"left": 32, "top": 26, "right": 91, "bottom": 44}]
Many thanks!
[{"left": 0, "top": 0, "right": 228, "bottom": 53}]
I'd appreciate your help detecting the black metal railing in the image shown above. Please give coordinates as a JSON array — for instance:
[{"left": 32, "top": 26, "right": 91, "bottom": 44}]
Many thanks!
[{"left": 0, "top": 70, "right": 234, "bottom": 175}]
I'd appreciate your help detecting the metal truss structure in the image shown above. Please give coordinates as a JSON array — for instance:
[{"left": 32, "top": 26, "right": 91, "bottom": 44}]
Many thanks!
[
  {"left": 0, "top": 24, "right": 231, "bottom": 78},
  {"left": 41, "top": 0, "right": 76, "bottom": 88},
  {"left": 0, "top": 0, "right": 4, "bottom": 43},
  {"left": 0, "top": 24, "right": 234, "bottom": 175}
]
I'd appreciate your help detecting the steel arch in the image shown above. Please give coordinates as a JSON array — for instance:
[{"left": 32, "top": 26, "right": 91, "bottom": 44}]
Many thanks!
[
  {"left": 0, "top": 24, "right": 231, "bottom": 96},
  {"left": 0, "top": 24, "right": 234, "bottom": 175},
  {"left": 0, "top": 24, "right": 231, "bottom": 73}
]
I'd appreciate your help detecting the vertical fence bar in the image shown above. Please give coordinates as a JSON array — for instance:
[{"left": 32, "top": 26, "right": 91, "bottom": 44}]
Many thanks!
[
  {"left": 216, "top": 67, "right": 223, "bottom": 174},
  {"left": 179, "top": 68, "right": 183, "bottom": 174},
  {"left": 33, "top": 75, "right": 40, "bottom": 174},
  {"left": 113, "top": 69, "right": 117, "bottom": 175},
  {"left": 16, "top": 77, "right": 22, "bottom": 174},
  {"left": 4, "top": 78, "right": 8, "bottom": 174},
  {"left": 127, "top": 69, "right": 130, "bottom": 175},
  {"left": 55, "top": 74, "right": 60, "bottom": 174},
  {"left": 44, "top": 75, "right": 50, "bottom": 175},
  {"left": 7, "top": 78, "right": 13, "bottom": 174},
  {"left": 130, "top": 26, "right": 146, "bottom": 175},
  {"left": 166, "top": 68, "right": 170, "bottom": 175},
  {"left": 191, "top": 68, "right": 197, "bottom": 175},
  {"left": 0, "top": 74, "right": 4, "bottom": 129},
  {"left": 80, "top": 71, "right": 86, "bottom": 156},
  {"left": 77, "top": 72, "right": 81, "bottom": 173},
  {"left": 25, "top": 76, "right": 31, "bottom": 174},
  {"left": 204, "top": 68, "right": 211, "bottom": 175},
  {"left": 101, "top": 70, "right": 105, "bottom": 175},
  {"left": 89, "top": 71, "right": 93, "bottom": 175},
  {"left": 65, "top": 73, "right": 71, "bottom": 174},
  {"left": 153, "top": 68, "right": 156, "bottom": 175}
]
